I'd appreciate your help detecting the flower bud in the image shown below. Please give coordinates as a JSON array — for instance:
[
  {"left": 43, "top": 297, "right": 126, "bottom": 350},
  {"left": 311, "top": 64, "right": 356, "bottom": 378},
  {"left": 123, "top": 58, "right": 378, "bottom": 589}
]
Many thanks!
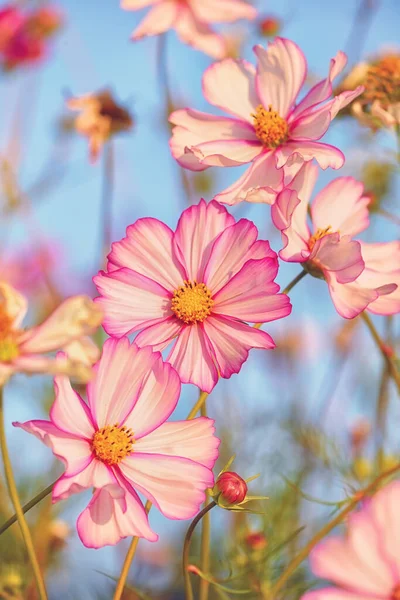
[
  {"left": 214, "top": 471, "right": 247, "bottom": 506},
  {"left": 245, "top": 531, "right": 267, "bottom": 551},
  {"left": 259, "top": 16, "right": 281, "bottom": 37}
]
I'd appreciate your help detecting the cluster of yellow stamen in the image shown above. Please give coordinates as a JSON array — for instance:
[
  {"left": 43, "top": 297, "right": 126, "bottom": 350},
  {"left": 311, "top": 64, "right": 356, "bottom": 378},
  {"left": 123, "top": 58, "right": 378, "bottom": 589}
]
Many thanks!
[
  {"left": 91, "top": 424, "right": 134, "bottom": 466},
  {"left": 0, "top": 305, "right": 19, "bottom": 362},
  {"left": 171, "top": 280, "right": 213, "bottom": 325},
  {"left": 364, "top": 55, "right": 400, "bottom": 108},
  {"left": 251, "top": 104, "right": 288, "bottom": 148},
  {"left": 308, "top": 226, "right": 333, "bottom": 251}
]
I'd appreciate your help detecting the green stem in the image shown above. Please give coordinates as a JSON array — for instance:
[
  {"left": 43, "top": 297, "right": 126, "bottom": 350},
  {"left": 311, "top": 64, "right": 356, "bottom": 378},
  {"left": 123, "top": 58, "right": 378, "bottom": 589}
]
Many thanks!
[
  {"left": 269, "top": 461, "right": 400, "bottom": 598},
  {"left": 183, "top": 502, "right": 217, "bottom": 600},
  {"left": 0, "top": 388, "right": 48, "bottom": 600},
  {"left": 362, "top": 312, "right": 400, "bottom": 395},
  {"left": 282, "top": 270, "right": 307, "bottom": 295},
  {"left": 187, "top": 390, "right": 209, "bottom": 420},
  {"left": 199, "top": 402, "right": 211, "bottom": 600},
  {"left": 0, "top": 481, "right": 55, "bottom": 536},
  {"left": 101, "top": 140, "right": 114, "bottom": 260}
]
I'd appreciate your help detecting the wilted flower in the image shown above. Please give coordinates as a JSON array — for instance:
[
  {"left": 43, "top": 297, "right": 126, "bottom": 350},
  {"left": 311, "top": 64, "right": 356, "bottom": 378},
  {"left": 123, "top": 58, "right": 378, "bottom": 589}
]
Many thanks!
[
  {"left": 214, "top": 471, "right": 248, "bottom": 506},
  {"left": 170, "top": 38, "right": 363, "bottom": 205},
  {"left": 67, "top": 89, "right": 133, "bottom": 162},
  {"left": 122, "top": 0, "right": 257, "bottom": 60},
  {"left": 15, "top": 337, "right": 220, "bottom": 548},
  {"left": 0, "top": 282, "right": 102, "bottom": 385},
  {"left": 94, "top": 199, "right": 291, "bottom": 392}
]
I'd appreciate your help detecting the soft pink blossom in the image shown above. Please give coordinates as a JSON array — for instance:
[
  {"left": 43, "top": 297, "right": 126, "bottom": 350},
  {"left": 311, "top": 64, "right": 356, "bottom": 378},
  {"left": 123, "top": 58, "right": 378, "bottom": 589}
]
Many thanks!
[
  {"left": 170, "top": 38, "right": 363, "bottom": 205},
  {"left": 14, "top": 336, "right": 220, "bottom": 548},
  {"left": 271, "top": 163, "right": 399, "bottom": 319},
  {"left": 122, "top": 0, "right": 257, "bottom": 60},
  {"left": 302, "top": 481, "right": 400, "bottom": 600},
  {"left": 0, "top": 282, "right": 102, "bottom": 385},
  {"left": 94, "top": 199, "right": 292, "bottom": 392}
]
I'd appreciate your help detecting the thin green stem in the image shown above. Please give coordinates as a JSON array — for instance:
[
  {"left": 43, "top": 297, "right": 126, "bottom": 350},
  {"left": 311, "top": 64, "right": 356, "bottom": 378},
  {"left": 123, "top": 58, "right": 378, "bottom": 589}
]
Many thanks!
[
  {"left": 101, "top": 141, "right": 114, "bottom": 260},
  {"left": 0, "top": 481, "right": 55, "bottom": 536},
  {"left": 187, "top": 390, "right": 209, "bottom": 420},
  {"left": 269, "top": 461, "right": 400, "bottom": 598},
  {"left": 362, "top": 312, "right": 400, "bottom": 395},
  {"left": 183, "top": 502, "right": 217, "bottom": 600},
  {"left": 199, "top": 402, "right": 211, "bottom": 600},
  {"left": 282, "top": 270, "right": 307, "bottom": 295},
  {"left": 0, "top": 388, "right": 48, "bottom": 600}
]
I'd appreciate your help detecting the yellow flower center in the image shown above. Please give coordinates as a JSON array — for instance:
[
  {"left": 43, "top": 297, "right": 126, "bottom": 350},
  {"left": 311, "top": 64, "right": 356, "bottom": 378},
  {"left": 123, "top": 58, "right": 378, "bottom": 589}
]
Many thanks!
[
  {"left": 0, "top": 306, "right": 19, "bottom": 362},
  {"left": 364, "top": 55, "right": 400, "bottom": 108},
  {"left": 308, "top": 226, "right": 333, "bottom": 251},
  {"left": 171, "top": 281, "right": 213, "bottom": 325},
  {"left": 91, "top": 424, "right": 134, "bottom": 466},
  {"left": 251, "top": 104, "right": 288, "bottom": 148}
]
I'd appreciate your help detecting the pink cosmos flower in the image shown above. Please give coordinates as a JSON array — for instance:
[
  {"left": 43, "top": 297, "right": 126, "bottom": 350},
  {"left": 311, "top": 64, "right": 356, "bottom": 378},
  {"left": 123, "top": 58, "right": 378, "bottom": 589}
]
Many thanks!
[
  {"left": 14, "top": 336, "right": 220, "bottom": 548},
  {"left": 302, "top": 480, "right": 400, "bottom": 600},
  {"left": 169, "top": 37, "right": 364, "bottom": 206},
  {"left": 271, "top": 162, "right": 400, "bottom": 319},
  {"left": 0, "top": 282, "right": 103, "bottom": 385},
  {"left": 94, "top": 199, "right": 292, "bottom": 392},
  {"left": 122, "top": 0, "right": 257, "bottom": 60}
]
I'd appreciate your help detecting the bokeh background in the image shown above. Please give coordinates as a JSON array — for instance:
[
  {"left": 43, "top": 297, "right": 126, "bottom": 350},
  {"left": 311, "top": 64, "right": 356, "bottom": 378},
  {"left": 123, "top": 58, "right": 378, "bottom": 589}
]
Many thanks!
[{"left": 1, "top": 0, "right": 400, "bottom": 598}]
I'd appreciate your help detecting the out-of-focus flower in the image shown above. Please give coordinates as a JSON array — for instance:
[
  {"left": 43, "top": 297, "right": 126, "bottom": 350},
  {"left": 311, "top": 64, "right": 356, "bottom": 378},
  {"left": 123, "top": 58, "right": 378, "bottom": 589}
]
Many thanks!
[
  {"left": 220, "top": 27, "right": 246, "bottom": 59},
  {"left": 0, "top": 282, "right": 102, "bottom": 385},
  {"left": 350, "top": 418, "right": 371, "bottom": 454},
  {"left": 170, "top": 38, "right": 363, "bottom": 206},
  {"left": 94, "top": 199, "right": 292, "bottom": 392},
  {"left": 302, "top": 481, "right": 400, "bottom": 600},
  {"left": 48, "top": 519, "right": 70, "bottom": 551},
  {"left": 361, "top": 160, "right": 394, "bottom": 213},
  {"left": 122, "top": 0, "right": 257, "bottom": 60},
  {"left": 0, "top": 564, "right": 24, "bottom": 600},
  {"left": 214, "top": 471, "right": 248, "bottom": 505},
  {"left": 67, "top": 89, "right": 133, "bottom": 162},
  {"left": 0, "top": 4, "right": 62, "bottom": 71},
  {"left": 245, "top": 531, "right": 268, "bottom": 551},
  {"left": 259, "top": 15, "right": 281, "bottom": 37},
  {"left": 15, "top": 336, "right": 220, "bottom": 548},
  {"left": 272, "top": 162, "right": 400, "bottom": 319}
]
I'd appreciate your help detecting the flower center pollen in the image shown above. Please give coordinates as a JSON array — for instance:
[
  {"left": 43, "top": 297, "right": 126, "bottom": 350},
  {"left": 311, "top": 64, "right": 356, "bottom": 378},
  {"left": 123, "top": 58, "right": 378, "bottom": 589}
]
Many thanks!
[
  {"left": 171, "top": 281, "right": 213, "bottom": 325},
  {"left": 251, "top": 104, "right": 288, "bottom": 148},
  {"left": 308, "top": 226, "right": 333, "bottom": 251},
  {"left": 364, "top": 55, "right": 400, "bottom": 108},
  {"left": 0, "top": 306, "right": 19, "bottom": 362},
  {"left": 92, "top": 424, "right": 134, "bottom": 465}
]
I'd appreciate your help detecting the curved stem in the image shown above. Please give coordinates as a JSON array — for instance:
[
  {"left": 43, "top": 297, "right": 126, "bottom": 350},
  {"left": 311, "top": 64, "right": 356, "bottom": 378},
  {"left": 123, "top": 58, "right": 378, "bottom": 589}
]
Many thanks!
[
  {"left": 187, "top": 390, "right": 209, "bottom": 420},
  {"left": 0, "top": 481, "right": 55, "bottom": 536},
  {"left": 362, "top": 312, "right": 400, "bottom": 395},
  {"left": 199, "top": 402, "right": 211, "bottom": 600},
  {"left": 270, "top": 461, "right": 400, "bottom": 598},
  {"left": 101, "top": 141, "right": 114, "bottom": 261},
  {"left": 183, "top": 502, "right": 217, "bottom": 600},
  {"left": 0, "top": 388, "right": 48, "bottom": 600},
  {"left": 282, "top": 270, "right": 307, "bottom": 295}
]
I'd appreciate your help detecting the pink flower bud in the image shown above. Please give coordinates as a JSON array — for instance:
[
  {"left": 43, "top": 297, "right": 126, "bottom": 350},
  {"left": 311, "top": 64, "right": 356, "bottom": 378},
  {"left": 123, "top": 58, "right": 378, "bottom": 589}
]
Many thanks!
[
  {"left": 245, "top": 531, "right": 267, "bottom": 551},
  {"left": 215, "top": 471, "right": 247, "bottom": 505},
  {"left": 259, "top": 16, "right": 281, "bottom": 37}
]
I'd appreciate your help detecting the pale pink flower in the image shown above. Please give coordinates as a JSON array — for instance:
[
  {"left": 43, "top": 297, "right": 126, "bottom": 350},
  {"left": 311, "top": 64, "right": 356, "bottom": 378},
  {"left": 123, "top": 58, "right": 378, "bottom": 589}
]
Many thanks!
[
  {"left": 122, "top": 0, "right": 257, "bottom": 60},
  {"left": 272, "top": 163, "right": 399, "bottom": 319},
  {"left": 170, "top": 38, "right": 364, "bottom": 206},
  {"left": 94, "top": 200, "right": 292, "bottom": 392},
  {"left": 0, "top": 282, "right": 102, "bottom": 385},
  {"left": 14, "top": 336, "right": 220, "bottom": 548},
  {"left": 302, "top": 481, "right": 400, "bottom": 600}
]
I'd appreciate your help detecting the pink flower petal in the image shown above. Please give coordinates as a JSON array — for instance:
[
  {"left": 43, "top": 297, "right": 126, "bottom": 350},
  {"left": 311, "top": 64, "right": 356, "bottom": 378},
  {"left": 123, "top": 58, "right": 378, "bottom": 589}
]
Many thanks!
[
  {"left": 107, "top": 217, "right": 185, "bottom": 290},
  {"left": 122, "top": 0, "right": 159, "bottom": 8},
  {"left": 122, "top": 351, "right": 181, "bottom": 439},
  {"left": 276, "top": 141, "right": 345, "bottom": 170},
  {"left": 314, "top": 235, "right": 364, "bottom": 284},
  {"left": 50, "top": 374, "right": 94, "bottom": 439},
  {"left": 203, "top": 315, "right": 275, "bottom": 379},
  {"left": 190, "top": 139, "right": 262, "bottom": 167},
  {"left": 134, "top": 417, "right": 220, "bottom": 469},
  {"left": 367, "top": 481, "right": 400, "bottom": 580},
  {"left": 214, "top": 152, "right": 283, "bottom": 206},
  {"left": 87, "top": 337, "right": 159, "bottom": 429},
  {"left": 0, "top": 283, "right": 27, "bottom": 329},
  {"left": 120, "top": 453, "right": 214, "bottom": 519},
  {"left": 94, "top": 268, "right": 170, "bottom": 337},
  {"left": 52, "top": 459, "right": 115, "bottom": 502},
  {"left": 175, "top": 6, "right": 226, "bottom": 59},
  {"left": 0, "top": 363, "right": 15, "bottom": 387},
  {"left": 326, "top": 274, "right": 379, "bottom": 319},
  {"left": 77, "top": 481, "right": 157, "bottom": 549},
  {"left": 359, "top": 241, "right": 400, "bottom": 273},
  {"left": 134, "top": 316, "right": 182, "bottom": 352},
  {"left": 189, "top": 0, "right": 256, "bottom": 23},
  {"left": 272, "top": 189, "right": 310, "bottom": 262},
  {"left": 213, "top": 258, "right": 292, "bottom": 323},
  {"left": 202, "top": 58, "right": 258, "bottom": 123},
  {"left": 131, "top": 1, "right": 177, "bottom": 39},
  {"left": 302, "top": 590, "right": 379, "bottom": 600},
  {"left": 289, "top": 108, "right": 331, "bottom": 141},
  {"left": 13, "top": 419, "right": 92, "bottom": 477},
  {"left": 311, "top": 178, "right": 370, "bottom": 237},
  {"left": 167, "top": 324, "right": 218, "bottom": 392},
  {"left": 254, "top": 38, "right": 307, "bottom": 118},
  {"left": 173, "top": 199, "right": 234, "bottom": 283}
]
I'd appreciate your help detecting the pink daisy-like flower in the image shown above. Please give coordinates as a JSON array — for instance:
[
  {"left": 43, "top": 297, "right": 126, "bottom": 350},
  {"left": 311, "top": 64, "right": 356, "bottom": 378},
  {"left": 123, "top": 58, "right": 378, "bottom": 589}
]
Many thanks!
[
  {"left": 0, "top": 282, "right": 103, "bottom": 385},
  {"left": 94, "top": 200, "right": 292, "bottom": 392},
  {"left": 169, "top": 37, "right": 364, "bottom": 206},
  {"left": 271, "top": 162, "right": 400, "bottom": 319},
  {"left": 14, "top": 336, "right": 219, "bottom": 548},
  {"left": 302, "top": 481, "right": 400, "bottom": 600},
  {"left": 122, "top": 0, "right": 257, "bottom": 60}
]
